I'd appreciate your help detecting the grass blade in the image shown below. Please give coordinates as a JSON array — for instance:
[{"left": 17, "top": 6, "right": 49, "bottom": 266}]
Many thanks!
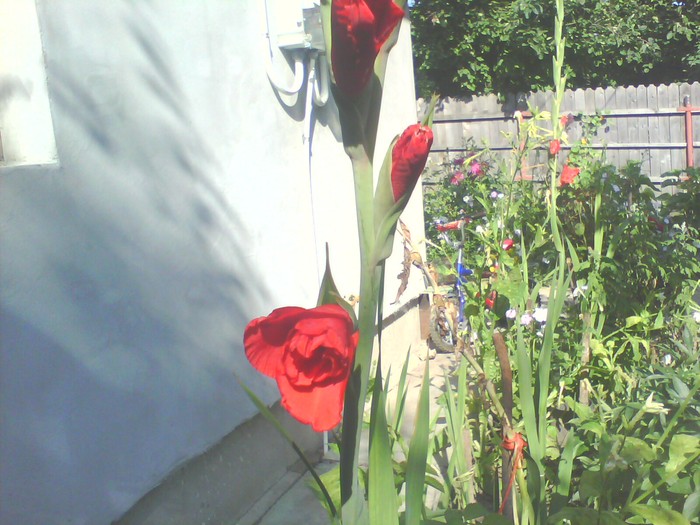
[
  {"left": 405, "top": 359, "right": 431, "bottom": 525},
  {"left": 237, "top": 378, "right": 337, "bottom": 517},
  {"left": 368, "top": 353, "right": 399, "bottom": 525}
]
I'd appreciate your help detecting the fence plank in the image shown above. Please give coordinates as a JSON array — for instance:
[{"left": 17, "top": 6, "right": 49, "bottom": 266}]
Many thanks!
[
  {"left": 647, "top": 85, "right": 662, "bottom": 177},
  {"left": 656, "top": 84, "right": 672, "bottom": 175},
  {"left": 626, "top": 86, "right": 641, "bottom": 167},
  {"left": 692, "top": 83, "right": 700, "bottom": 168},
  {"left": 668, "top": 84, "right": 683, "bottom": 171},
  {"left": 600, "top": 87, "right": 616, "bottom": 167},
  {"left": 636, "top": 85, "right": 652, "bottom": 176},
  {"left": 615, "top": 86, "right": 630, "bottom": 167}
]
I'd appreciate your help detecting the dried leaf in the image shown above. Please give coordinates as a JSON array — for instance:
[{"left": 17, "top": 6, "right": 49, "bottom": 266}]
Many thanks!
[
  {"left": 392, "top": 243, "right": 412, "bottom": 304},
  {"left": 399, "top": 219, "right": 412, "bottom": 243}
]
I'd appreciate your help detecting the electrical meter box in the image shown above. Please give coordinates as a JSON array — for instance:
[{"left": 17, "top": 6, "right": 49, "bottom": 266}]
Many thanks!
[{"left": 268, "top": 0, "right": 324, "bottom": 51}]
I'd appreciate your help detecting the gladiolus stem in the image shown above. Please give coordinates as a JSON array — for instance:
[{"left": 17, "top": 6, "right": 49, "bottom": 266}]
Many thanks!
[{"left": 340, "top": 150, "right": 379, "bottom": 522}]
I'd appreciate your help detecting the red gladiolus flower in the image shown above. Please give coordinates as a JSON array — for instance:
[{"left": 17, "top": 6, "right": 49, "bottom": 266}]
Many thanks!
[
  {"left": 502, "top": 238, "right": 514, "bottom": 251},
  {"left": 485, "top": 290, "right": 498, "bottom": 310},
  {"left": 560, "top": 113, "right": 574, "bottom": 129},
  {"left": 331, "top": 0, "right": 404, "bottom": 98},
  {"left": 560, "top": 164, "right": 580, "bottom": 186},
  {"left": 549, "top": 139, "right": 561, "bottom": 156},
  {"left": 391, "top": 123, "right": 434, "bottom": 201},
  {"left": 244, "top": 304, "right": 359, "bottom": 432}
]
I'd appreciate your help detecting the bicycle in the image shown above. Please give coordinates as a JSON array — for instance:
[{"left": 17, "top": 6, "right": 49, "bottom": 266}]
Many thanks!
[{"left": 427, "top": 217, "right": 478, "bottom": 353}]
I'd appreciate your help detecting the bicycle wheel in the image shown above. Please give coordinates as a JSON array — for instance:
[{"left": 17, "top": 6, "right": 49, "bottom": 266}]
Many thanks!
[{"left": 429, "top": 303, "right": 456, "bottom": 354}]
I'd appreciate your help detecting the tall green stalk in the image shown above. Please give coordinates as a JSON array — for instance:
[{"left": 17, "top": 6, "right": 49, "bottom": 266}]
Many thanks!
[
  {"left": 516, "top": 1, "right": 569, "bottom": 522},
  {"left": 339, "top": 146, "right": 379, "bottom": 523}
]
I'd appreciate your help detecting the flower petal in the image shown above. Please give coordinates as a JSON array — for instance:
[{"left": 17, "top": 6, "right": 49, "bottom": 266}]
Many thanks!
[
  {"left": 277, "top": 370, "right": 348, "bottom": 432},
  {"left": 243, "top": 306, "right": 307, "bottom": 377}
]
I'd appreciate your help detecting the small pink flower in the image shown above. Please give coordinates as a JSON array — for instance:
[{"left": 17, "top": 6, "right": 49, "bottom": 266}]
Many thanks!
[
  {"left": 501, "top": 239, "right": 514, "bottom": 251},
  {"left": 469, "top": 161, "right": 483, "bottom": 176},
  {"left": 450, "top": 172, "right": 465, "bottom": 185}
]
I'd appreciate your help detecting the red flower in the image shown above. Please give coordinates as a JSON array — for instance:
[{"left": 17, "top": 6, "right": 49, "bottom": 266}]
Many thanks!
[
  {"left": 560, "top": 164, "right": 580, "bottom": 186},
  {"left": 549, "top": 139, "right": 561, "bottom": 156},
  {"left": 560, "top": 113, "right": 574, "bottom": 129},
  {"left": 244, "top": 304, "right": 359, "bottom": 431},
  {"left": 501, "top": 238, "right": 514, "bottom": 251},
  {"left": 391, "top": 123, "right": 433, "bottom": 201},
  {"left": 647, "top": 216, "right": 665, "bottom": 232},
  {"left": 485, "top": 290, "right": 498, "bottom": 310},
  {"left": 331, "top": 0, "right": 404, "bottom": 98}
]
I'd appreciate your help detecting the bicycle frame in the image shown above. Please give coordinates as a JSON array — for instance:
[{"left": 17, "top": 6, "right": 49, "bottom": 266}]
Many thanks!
[{"left": 436, "top": 218, "right": 474, "bottom": 329}]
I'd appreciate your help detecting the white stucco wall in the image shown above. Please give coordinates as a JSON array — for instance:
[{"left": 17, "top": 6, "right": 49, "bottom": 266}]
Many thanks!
[{"left": 0, "top": 1, "right": 424, "bottom": 524}]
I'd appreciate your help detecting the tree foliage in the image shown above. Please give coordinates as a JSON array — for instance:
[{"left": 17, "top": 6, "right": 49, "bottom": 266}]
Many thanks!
[{"left": 410, "top": 0, "right": 700, "bottom": 98}]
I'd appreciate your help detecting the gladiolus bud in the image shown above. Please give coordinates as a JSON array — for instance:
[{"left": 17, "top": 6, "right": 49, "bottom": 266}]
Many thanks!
[
  {"left": 560, "top": 164, "right": 580, "bottom": 186},
  {"left": 371, "top": 122, "right": 433, "bottom": 263},
  {"left": 331, "top": 0, "right": 404, "bottom": 98},
  {"left": 390, "top": 124, "right": 433, "bottom": 201},
  {"left": 549, "top": 139, "right": 561, "bottom": 156}
]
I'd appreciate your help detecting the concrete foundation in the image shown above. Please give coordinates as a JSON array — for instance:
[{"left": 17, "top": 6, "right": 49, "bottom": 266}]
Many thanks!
[{"left": 114, "top": 402, "right": 322, "bottom": 525}]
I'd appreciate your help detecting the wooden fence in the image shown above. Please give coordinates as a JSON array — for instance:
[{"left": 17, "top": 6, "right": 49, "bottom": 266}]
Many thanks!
[{"left": 420, "top": 82, "right": 700, "bottom": 183}]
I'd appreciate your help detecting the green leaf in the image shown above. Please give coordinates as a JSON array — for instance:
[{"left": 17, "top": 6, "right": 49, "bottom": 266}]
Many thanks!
[
  {"left": 565, "top": 236, "right": 582, "bottom": 270},
  {"left": 448, "top": 503, "right": 492, "bottom": 521},
  {"left": 672, "top": 377, "right": 691, "bottom": 401},
  {"left": 621, "top": 437, "right": 657, "bottom": 463},
  {"left": 317, "top": 244, "right": 358, "bottom": 326},
  {"left": 442, "top": 362, "right": 466, "bottom": 479},
  {"left": 307, "top": 466, "right": 342, "bottom": 521},
  {"left": 405, "top": 359, "right": 431, "bottom": 525},
  {"left": 483, "top": 514, "right": 513, "bottom": 525},
  {"left": 682, "top": 489, "right": 700, "bottom": 521},
  {"left": 667, "top": 435, "right": 700, "bottom": 476},
  {"left": 391, "top": 349, "right": 411, "bottom": 432},
  {"left": 579, "top": 470, "right": 602, "bottom": 500},
  {"left": 368, "top": 356, "right": 399, "bottom": 525},
  {"left": 625, "top": 315, "right": 643, "bottom": 328},
  {"left": 549, "top": 507, "right": 627, "bottom": 525},
  {"left": 667, "top": 476, "right": 693, "bottom": 495},
  {"left": 627, "top": 504, "right": 691, "bottom": 525},
  {"left": 551, "top": 433, "right": 583, "bottom": 514}
]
